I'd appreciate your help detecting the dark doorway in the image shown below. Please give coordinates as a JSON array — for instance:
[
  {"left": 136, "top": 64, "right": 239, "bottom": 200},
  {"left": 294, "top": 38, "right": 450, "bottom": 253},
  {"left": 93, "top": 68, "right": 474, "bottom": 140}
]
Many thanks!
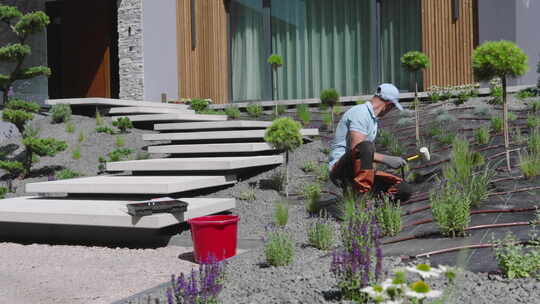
[{"left": 46, "top": 0, "right": 119, "bottom": 99}]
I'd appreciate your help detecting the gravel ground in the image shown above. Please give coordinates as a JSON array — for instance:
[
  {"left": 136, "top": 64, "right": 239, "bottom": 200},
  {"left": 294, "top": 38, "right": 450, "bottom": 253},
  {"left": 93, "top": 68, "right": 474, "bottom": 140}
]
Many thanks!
[{"left": 1, "top": 95, "right": 540, "bottom": 304}]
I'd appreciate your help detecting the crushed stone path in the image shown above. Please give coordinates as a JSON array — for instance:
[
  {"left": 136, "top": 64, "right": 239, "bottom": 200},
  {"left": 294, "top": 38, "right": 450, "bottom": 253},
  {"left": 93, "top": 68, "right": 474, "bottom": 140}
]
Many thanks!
[{"left": 0, "top": 242, "right": 195, "bottom": 304}]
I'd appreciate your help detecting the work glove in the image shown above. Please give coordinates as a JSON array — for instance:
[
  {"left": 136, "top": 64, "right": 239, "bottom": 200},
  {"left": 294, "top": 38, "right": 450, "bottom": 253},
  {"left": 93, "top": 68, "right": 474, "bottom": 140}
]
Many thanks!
[{"left": 381, "top": 155, "right": 407, "bottom": 169}]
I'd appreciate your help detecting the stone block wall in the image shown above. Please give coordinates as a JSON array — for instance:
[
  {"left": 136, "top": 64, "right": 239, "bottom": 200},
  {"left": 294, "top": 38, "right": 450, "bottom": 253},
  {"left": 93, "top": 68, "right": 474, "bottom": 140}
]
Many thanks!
[{"left": 117, "top": 0, "right": 145, "bottom": 100}]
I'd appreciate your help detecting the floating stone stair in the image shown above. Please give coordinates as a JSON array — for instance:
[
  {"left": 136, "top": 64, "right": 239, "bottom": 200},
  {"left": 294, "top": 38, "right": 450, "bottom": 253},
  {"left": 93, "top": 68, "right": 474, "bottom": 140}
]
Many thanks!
[
  {"left": 114, "top": 113, "right": 227, "bottom": 123},
  {"left": 143, "top": 129, "right": 319, "bottom": 142},
  {"left": 0, "top": 196, "right": 235, "bottom": 229},
  {"left": 148, "top": 143, "right": 275, "bottom": 154},
  {"left": 109, "top": 106, "right": 195, "bottom": 115},
  {"left": 106, "top": 156, "right": 283, "bottom": 172},
  {"left": 154, "top": 120, "right": 272, "bottom": 131},
  {"left": 26, "top": 175, "right": 235, "bottom": 195},
  {"left": 46, "top": 98, "right": 189, "bottom": 110}
]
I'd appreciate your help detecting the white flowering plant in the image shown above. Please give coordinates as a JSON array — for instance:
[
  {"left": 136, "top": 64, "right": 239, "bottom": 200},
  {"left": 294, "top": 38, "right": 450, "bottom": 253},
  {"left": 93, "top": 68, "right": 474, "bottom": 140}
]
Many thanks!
[{"left": 361, "top": 263, "right": 458, "bottom": 304}]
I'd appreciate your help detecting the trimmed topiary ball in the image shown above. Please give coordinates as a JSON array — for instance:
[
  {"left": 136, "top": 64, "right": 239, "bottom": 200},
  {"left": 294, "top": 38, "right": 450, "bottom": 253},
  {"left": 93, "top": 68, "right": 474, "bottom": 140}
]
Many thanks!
[
  {"left": 320, "top": 88, "right": 339, "bottom": 108},
  {"left": 401, "top": 51, "right": 430, "bottom": 72},
  {"left": 267, "top": 54, "right": 284, "bottom": 68},
  {"left": 264, "top": 117, "right": 302, "bottom": 152},
  {"left": 472, "top": 40, "right": 528, "bottom": 81}
]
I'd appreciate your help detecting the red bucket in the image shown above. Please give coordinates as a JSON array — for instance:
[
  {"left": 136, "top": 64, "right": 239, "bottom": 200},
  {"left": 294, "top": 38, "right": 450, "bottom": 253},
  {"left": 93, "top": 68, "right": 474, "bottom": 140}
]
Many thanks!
[{"left": 188, "top": 215, "right": 239, "bottom": 263}]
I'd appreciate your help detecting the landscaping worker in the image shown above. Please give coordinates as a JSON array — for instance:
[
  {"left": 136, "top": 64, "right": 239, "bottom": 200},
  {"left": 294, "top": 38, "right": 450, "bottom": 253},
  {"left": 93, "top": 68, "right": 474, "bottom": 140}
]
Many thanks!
[{"left": 329, "top": 83, "right": 412, "bottom": 201}]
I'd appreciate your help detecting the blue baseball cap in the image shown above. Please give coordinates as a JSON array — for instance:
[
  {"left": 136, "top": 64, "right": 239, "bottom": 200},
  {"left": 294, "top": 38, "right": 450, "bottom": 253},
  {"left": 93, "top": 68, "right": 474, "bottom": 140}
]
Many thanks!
[{"left": 375, "top": 83, "right": 403, "bottom": 111}]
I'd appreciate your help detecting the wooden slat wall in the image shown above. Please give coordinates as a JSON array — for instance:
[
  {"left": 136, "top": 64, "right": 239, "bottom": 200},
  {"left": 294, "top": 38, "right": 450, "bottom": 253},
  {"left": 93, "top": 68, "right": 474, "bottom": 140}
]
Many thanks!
[
  {"left": 177, "top": 0, "right": 229, "bottom": 104},
  {"left": 421, "top": 0, "right": 475, "bottom": 88}
]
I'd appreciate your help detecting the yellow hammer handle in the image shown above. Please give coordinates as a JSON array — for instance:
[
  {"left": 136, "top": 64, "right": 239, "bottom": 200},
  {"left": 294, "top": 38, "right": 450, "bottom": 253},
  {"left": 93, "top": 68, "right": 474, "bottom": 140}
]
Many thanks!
[{"left": 407, "top": 154, "right": 420, "bottom": 161}]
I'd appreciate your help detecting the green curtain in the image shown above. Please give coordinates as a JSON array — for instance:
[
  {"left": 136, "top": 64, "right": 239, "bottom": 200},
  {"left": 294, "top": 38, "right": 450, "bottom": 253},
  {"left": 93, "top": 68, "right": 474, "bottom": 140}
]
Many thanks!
[
  {"left": 230, "top": 0, "right": 268, "bottom": 101},
  {"left": 380, "top": 0, "right": 422, "bottom": 92},
  {"left": 271, "top": 0, "right": 374, "bottom": 100}
]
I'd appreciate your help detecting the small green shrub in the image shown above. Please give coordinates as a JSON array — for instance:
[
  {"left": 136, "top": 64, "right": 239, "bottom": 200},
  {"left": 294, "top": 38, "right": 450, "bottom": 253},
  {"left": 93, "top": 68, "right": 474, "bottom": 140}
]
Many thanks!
[
  {"left": 224, "top": 106, "right": 241, "bottom": 119},
  {"left": 401, "top": 51, "right": 430, "bottom": 72},
  {"left": 5, "top": 99, "right": 40, "bottom": 113},
  {"left": 2, "top": 108, "right": 34, "bottom": 134},
  {"left": 274, "top": 201, "right": 289, "bottom": 227},
  {"left": 246, "top": 103, "right": 263, "bottom": 118},
  {"left": 0, "top": 160, "right": 24, "bottom": 177},
  {"left": 317, "top": 163, "right": 329, "bottom": 182},
  {"left": 275, "top": 104, "right": 287, "bottom": 116},
  {"left": 72, "top": 145, "right": 81, "bottom": 160},
  {"left": 267, "top": 54, "right": 284, "bottom": 67},
  {"left": 527, "top": 114, "right": 540, "bottom": 129},
  {"left": 531, "top": 100, "right": 540, "bottom": 113},
  {"left": 519, "top": 151, "right": 540, "bottom": 179},
  {"left": 22, "top": 137, "right": 67, "bottom": 175},
  {"left": 303, "top": 183, "right": 321, "bottom": 213},
  {"left": 264, "top": 231, "right": 294, "bottom": 267},
  {"left": 494, "top": 232, "right": 540, "bottom": 279},
  {"left": 430, "top": 184, "right": 471, "bottom": 237},
  {"left": 490, "top": 116, "right": 503, "bottom": 133},
  {"left": 55, "top": 168, "right": 82, "bottom": 180},
  {"left": 187, "top": 98, "right": 211, "bottom": 113},
  {"left": 115, "top": 136, "right": 125, "bottom": 148},
  {"left": 320, "top": 147, "right": 331, "bottom": 156},
  {"left": 268, "top": 170, "right": 285, "bottom": 192},
  {"left": 98, "top": 156, "right": 107, "bottom": 172},
  {"left": 320, "top": 89, "right": 339, "bottom": 108},
  {"left": 296, "top": 104, "right": 311, "bottom": 127},
  {"left": 238, "top": 187, "right": 256, "bottom": 201},
  {"left": 112, "top": 117, "right": 133, "bottom": 133},
  {"left": 108, "top": 148, "right": 133, "bottom": 162},
  {"left": 95, "top": 110, "right": 105, "bottom": 126},
  {"left": 77, "top": 131, "right": 85, "bottom": 143},
  {"left": 22, "top": 123, "right": 39, "bottom": 138},
  {"left": 375, "top": 195, "right": 401, "bottom": 237},
  {"left": 474, "top": 126, "right": 491, "bottom": 145},
  {"left": 0, "top": 186, "right": 7, "bottom": 199},
  {"left": 96, "top": 125, "right": 115, "bottom": 134},
  {"left": 65, "top": 121, "right": 75, "bottom": 133},
  {"left": 198, "top": 109, "right": 226, "bottom": 115},
  {"left": 50, "top": 104, "right": 71, "bottom": 123},
  {"left": 507, "top": 112, "right": 517, "bottom": 121},
  {"left": 301, "top": 160, "right": 317, "bottom": 173},
  {"left": 529, "top": 130, "right": 540, "bottom": 155},
  {"left": 516, "top": 89, "right": 536, "bottom": 100},
  {"left": 307, "top": 219, "right": 334, "bottom": 250}
]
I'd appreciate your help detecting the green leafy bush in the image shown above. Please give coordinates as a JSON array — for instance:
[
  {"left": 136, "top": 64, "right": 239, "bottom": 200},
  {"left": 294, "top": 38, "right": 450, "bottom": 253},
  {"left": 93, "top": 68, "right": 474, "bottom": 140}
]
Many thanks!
[
  {"left": 65, "top": 121, "right": 75, "bottom": 133},
  {"left": 55, "top": 168, "right": 82, "bottom": 180},
  {"left": 112, "top": 117, "right": 133, "bottom": 133},
  {"left": 224, "top": 106, "right": 241, "bottom": 119},
  {"left": 0, "top": 160, "right": 24, "bottom": 177},
  {"left": 274, "top": 201, "right": 288, "bottom": 227},
  {"left": 71, "top": 145, "right": 81, "bottom": 160},
  {"left": 264, "top": 117, "right": 303, "bottom": 197},
  {"left": 301, "top": 160, "right": 317, "bottom": 173},
  {"left": 246, "top": 103, "right": 263, "bottom": 118},
  {"left": 430, "top": 184, "right": 471, "bottom": 237},
  {"left": 303, "top": 183, "right": 321, "bottom": 213},
  {"left": 494, "top": 232, "right": 540, "bottom": 279},
  {"left": 474, "top": 126, "right": 491, "bottom": 145},
  {"left": 50, "top": 104, "right": 71, "bottom": 123},
  {"left": 401, "top": 51, "right": 430, "bottom": 72},
  {"left": 516, "top": 89, "right": 536, "bottom": 100},
  {"left": 5, "top": 99, "right": 40, "bottom": 113},
  {"left": 527, "top": 114, "right": 540, "bottom": 129},
  {"left": 96, "top": 125, "right": 115, "bottom": 134},
  {"left": 264, "top": 231, "right": 294, "bottom": 267},
  {"left": 296, "top": 104, "right": 311, "bottom": 126},
  {"left": 307, "top": 219, "right": 334, "bottom": 250},
  {"left": 2, "top": 108, "right": 33, "bottom": 134},
  {"left": 22, "top": 136, "right": 67, "bottom": 175},
  {"left": 320, "top": 88, "right": 339, "bottom": 108},
  {"left": 0, "top": 186, "right": 7, "bottom": 199},
  {"left": 107, "top": 148, "right": 132, "bottom": 162},
  {"left": 519, "top": 151, "right": 540, "bottom": 179},
  {"left": 267, "top": 54, "right": 284, "bottom": 67},
  {"left": 186, "top": 98, "right": 211, "bottom": 113},
  {"left": 115, "top": 136, "right": 125, "bottom": 148},
  {"left": 375, "top": 196, "right": 401, "bottom": 237}
]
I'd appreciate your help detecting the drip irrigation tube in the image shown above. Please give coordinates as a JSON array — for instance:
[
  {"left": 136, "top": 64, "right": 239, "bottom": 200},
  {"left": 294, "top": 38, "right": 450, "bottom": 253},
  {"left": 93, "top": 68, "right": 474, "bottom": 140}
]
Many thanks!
[
  {"left": 401, "top": 241, "right": 532, "bottom": 261},
  {"left": 384, "top": 221, "right": 536, "bottom": 246}
]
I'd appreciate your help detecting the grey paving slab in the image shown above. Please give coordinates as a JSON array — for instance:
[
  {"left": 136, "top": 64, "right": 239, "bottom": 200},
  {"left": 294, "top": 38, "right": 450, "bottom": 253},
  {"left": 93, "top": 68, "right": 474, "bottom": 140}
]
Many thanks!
[
  {"left": 143, "top": 129, "right": 319, "bottom": 141},
  {"left": 46, "top": 98, "right": 189, "bottom": 110},
  {"left": 154, "top": 120, "right": 272, "bottom": 131},
  {"left": 109, "top": 107, "right": 195, "bottom": 115},
  {"left": 0, "top": 196, "right": 235, "bottom": 228},
  {"left": 25, "top": 175, "right": 235, "bottom": 194},
  {"left": 114, "top": 113, "right": 227, "bottom": 123},
  {"left": 106, "top": 156, "right": 283, "bottom": 172},
  {"left": 148, "top": 143, "right": 275, "bottom": 154}
]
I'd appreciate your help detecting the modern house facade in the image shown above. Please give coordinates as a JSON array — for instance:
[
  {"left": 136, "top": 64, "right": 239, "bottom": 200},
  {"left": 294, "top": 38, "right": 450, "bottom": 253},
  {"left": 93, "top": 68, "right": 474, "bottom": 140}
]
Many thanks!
[{"left": 2, "top": 0, "right": 539, "bottom": 105}]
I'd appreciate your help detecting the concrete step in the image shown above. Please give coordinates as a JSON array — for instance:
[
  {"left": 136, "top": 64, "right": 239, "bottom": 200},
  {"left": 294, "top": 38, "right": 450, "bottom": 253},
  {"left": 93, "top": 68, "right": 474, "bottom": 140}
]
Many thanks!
[
  {"left": 154, "top": 120, "right": 272, "bottom": 131},
  {"left": 107, "top": 156, "right": 283, "bottom": 172},
  {"left": 109, "top": 107, "right": 195, "bottom": 115},
  {"left": 46, "top": 98, "right": 189, "bottom": 110},
  {"left": 114, "top": 113, "right": 227, "bottom": 123},
  {"left": 148, "top": 143, "right": 275, "bottom": 154},
  {"left": 0, "top": 196, "right": 235, "bottom": 229},
  {"left": 26, "top": 175, "right": 235, "bottom": 195},
  {"left": 143, "top": 129, "right": 319, "bottom": 142}
]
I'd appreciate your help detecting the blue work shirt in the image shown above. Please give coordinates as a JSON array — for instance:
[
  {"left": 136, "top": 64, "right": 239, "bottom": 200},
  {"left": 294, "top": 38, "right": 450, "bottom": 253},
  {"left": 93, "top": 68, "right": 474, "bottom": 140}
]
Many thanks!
[{"left": 328, "top": 102, "right": 378, "bottom": 170}]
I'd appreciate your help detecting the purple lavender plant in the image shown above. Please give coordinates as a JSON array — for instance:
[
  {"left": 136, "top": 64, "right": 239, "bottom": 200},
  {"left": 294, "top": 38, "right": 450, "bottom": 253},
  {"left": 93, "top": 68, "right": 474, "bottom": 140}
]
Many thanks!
[
  {"left": 331, "top": 208, "right": 382, "bottom": 302},
  {"left": 167, "top": 258, "right": 225, "bottom": 304}
]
